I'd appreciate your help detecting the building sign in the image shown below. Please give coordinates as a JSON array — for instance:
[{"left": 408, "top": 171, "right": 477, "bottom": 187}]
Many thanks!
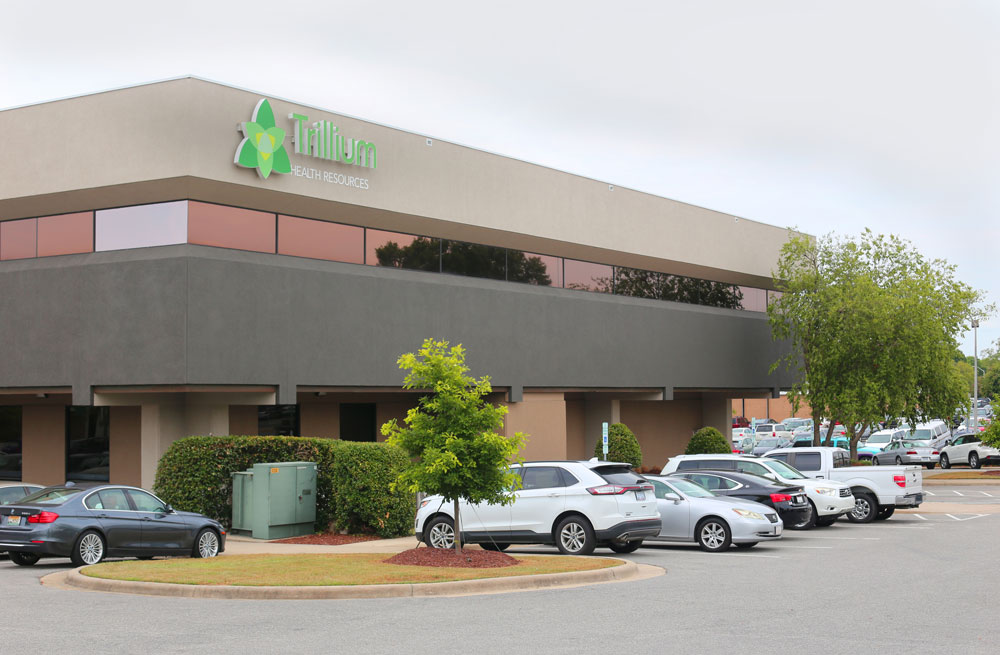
[{"left": 235, "top": 98, "right": 376, "bottom": 190}]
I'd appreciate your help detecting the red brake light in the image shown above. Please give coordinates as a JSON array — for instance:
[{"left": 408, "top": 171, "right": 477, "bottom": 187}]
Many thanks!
[
  {"left": 588, "top": 485, "right": 626, "bottom": 495},
  {"left": 770, "top": 493, "right": 792, "bottom": 503},
  {"left": 906, "top": 450, "right": 918, "bottom": 455},
  {"left": 27, "top": 511, "right": 59, "bottom": 524},
  {"left": 932, "top": 451, "right": 939, "bottom": 455},
  {"left": 893, "top": 475, "right": 906, "bottom": 488}
]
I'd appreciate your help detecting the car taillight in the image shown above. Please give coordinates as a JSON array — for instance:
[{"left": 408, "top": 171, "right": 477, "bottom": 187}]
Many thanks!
[
  {"left": 932, "top": 451, "right": 939, "bottom": 455},
  {"left": 27, "top": 511, "right": 59, "bottom": 524},
  {"left": 906, "top": 450, "right": 918, "bottom": 455},
  {"left": 893, "top": 475, "right": 906, "bottom": 488},
  {"left": 588, "top": 484, "right": 651, "bottom": 495},
  {"left": 770, "top": 493, "right": 792, "bottom": 503}
]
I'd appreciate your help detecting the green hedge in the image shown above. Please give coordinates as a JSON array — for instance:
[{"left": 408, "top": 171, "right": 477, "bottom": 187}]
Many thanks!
[
  {"left": 593, "top": 423, "right": 643, "bottom": 467},
  {"left": 153, "top": 436, "right": 414, "bottom": 538},
  {"left": 684, "top": 427, "right": 731, "bottom": 455}
]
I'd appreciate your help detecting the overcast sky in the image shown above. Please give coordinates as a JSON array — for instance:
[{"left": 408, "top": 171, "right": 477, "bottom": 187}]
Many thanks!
[{"left": 3, "top": 1, "right": 997, "bottom": 357}]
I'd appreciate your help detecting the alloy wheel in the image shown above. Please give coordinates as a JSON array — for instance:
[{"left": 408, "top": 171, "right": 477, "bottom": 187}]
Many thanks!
[
  {"left": 79, "top": 533, "right": 104, "bottom": 565},
  {"left": 852, "top": 497, "right": 871, "bottom": 521},
  {"left": 428, "top": 521, "right": 455, "bottom": 549},
  {"left": 701, "top": 522, "right": 726, "bottom": 550},
  {"left": 198, "top": 530, "right": 219, "bottom": 558},
  {"left": 560, "top": 522, "right": 587, "bottom": 553}
]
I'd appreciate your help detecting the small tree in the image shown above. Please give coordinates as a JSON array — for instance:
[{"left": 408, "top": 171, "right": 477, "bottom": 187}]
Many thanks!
[
  {"left": 592, "top": 423, "right": 642, "bottom": 467},
  {"left": 382, "top": 339, "right": 525, "bottom": 552},
  {"left": 685, "top": 427, "right": 731, "bottom": 454}
]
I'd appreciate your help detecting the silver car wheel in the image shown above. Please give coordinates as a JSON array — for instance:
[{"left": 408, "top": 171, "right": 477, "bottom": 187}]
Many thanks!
[
  {"left": 851, "top": 497, "right": 872, "bottom": 521},
  {"left": 79, "top": 533, "right": 104, "bottom": 565},
  {"left": 701, "top": 522, "right": 726, "bottom": 550},
  {"left": 559, "top": 522, "right": 586, "bottom": 553},
  {"left": 428, "top": 520, "right": 455, "bottom": 549},
  {"left": 198, "top": 530, "right": 219, "bottom": 558}
]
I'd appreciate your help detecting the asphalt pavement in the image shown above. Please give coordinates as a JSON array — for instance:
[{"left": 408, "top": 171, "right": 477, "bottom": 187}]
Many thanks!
[{"left": 2, "top": 491, "right": 998, "bottom": 655}]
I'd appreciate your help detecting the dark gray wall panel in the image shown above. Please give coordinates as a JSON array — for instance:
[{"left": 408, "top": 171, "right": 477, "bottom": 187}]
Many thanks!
[{"left": 1, "top": 246, "right": 793, "bottom": 400}]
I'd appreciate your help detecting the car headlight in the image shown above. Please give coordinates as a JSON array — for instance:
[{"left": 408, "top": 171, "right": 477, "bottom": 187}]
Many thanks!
[
  {"left": 732, "top": 508, "right": 765, "bottom": 520},
  {"left": 814, "top": 487, "right": 838, "bottom": 496}
]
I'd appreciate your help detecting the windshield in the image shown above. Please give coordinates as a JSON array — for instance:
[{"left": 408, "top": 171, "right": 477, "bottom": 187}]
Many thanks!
[
  {"left": 665, "top": 478, "right": 715, "bottom": 498},
  {"left": 867, "top": 433, "right": 893, "bottom": 444},
  {"left": 755, "top": 425, "right": 774, "bottom": 432},
  {"left": 910, "top": 429, "right": 933, "bottom": 439},
  {"left": 17, "top": 488, "right": 82, "bottom": 505},
  {"left": 900, "top": 441, "right": 924, "bottom": 448},
  {"left": 762, "top": 459, "right": 807, "bottom": 479},
  {"left": 758, "top": 438, "right": 780, "bottom": 447}
]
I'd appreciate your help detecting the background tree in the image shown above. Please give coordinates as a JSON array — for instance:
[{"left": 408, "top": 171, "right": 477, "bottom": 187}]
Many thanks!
[
  {"left": 769, "top": 230, "right": 987, "bottom": 459},
  {"left": 376, "top": 239, "right": 552, "bottom": 285},
  {"left": 590, "top": 267, "right": 743, "bottom": 309},
  {"left": 684, "top": 427, "right": 731, "bottom": 454},
  {"left": 592, "top": 423, "right": 642, "bottom": 466},
  {"left": 382, "top": 339, "right": 525, "bottom": 552}
]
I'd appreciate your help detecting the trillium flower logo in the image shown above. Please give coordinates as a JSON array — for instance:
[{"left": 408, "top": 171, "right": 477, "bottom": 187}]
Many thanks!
[{"left": 235, "top": 99, "right": 291, "bottom": 179}]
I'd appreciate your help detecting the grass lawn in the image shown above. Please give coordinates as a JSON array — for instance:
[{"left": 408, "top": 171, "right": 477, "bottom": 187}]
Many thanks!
[{"left": 81, "top": 553, "right": 622, "bottom": 586}]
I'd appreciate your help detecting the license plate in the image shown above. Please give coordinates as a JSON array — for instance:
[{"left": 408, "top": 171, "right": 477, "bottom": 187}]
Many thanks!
[
  {"left": 635, "top": 491, "right": 646, "bottom": 501},
  {"left": 5, "top": 515, "right": 21, "bottom": 526}
]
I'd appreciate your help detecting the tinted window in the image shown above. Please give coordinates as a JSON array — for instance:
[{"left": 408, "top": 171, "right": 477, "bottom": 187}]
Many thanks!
[
  {"left": 366, "top": 230, "right": 440, "bottom": 272},
  {"left": 95, "top": 201, "right": 187, "bottom": 251},
  {"left": 441, "top": 241, "right": 506, "bottom": 281},
  {"left": 521, "top": 467, "right": 565, "bottom": 490},
  {"left": 0, "top": 406, "right": 22, "bottom": 481},
  {"left": 126, "top": 489, "right": 167, "bottom": 512},
  {"left": 768, "top": 453, "right": 789, "bottom": 462},
  {"left": 508, "top": 250, "right": 561, "bottom": 286},
  {"left": 187, "top": 202, "right": 276, "bottom": 253},
  {"left": 0, "top": 218, "right": 37, "bottom": 260},
  {"left": 794, "top": 453, "right": 821, "bottom": 471},
  {"left": 676, "top": 460, "right": 699, "bottom": 471},
  {"left": 66, "top": 406, "right": 110, "bottom": 482},
  {"left": 37, "top": 212, "right": 94, "bottom": 257},
  {"left": 91, "top": 488, "right": 130, "bottom": 511},
  {"left": 259, "top": 405, "right": 299, "bottom": 437},
  {"left": 834, "top": 452, "right": 849, "bottom": 468},
  {"left": 558, "top": 468, "right": 579, "bottom": 487},
  {"left": 278, "top": 215, "right": 364, "bottom": 264},
  {"left": 594, "top": 466, "right": 646, "bottom": 485},
  {"left": 0, "top": 487, "right": 27, "bottom": 504}
]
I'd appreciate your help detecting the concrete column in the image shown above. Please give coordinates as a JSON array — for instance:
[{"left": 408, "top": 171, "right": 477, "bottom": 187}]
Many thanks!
[
  {"left": 21, "top": 405, "right": 66, "bottom": 485},
  {"left": 504, "top": 392, "right": 567, "bottom": 460},
  {"left": 139, "top": 404, "right": 185, "bottom": 489},
  {"left": 109, "top": 406, "right": 142, "bottom": 486},
  {"left": 583, "top": 397, "right": 620, "bottom": 459},
  {"left": 300, "top": 403, "right": 339, "bottom": 438},
  {"left": 700, "top": 393, "right": 731, "bottom": 439}
]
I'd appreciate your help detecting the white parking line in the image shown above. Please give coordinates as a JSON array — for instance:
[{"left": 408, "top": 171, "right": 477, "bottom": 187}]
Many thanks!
[
  {"left": 924, "top": 491, "right": 936, "bottom": 496},
  {"left": 912, "top": 514, "right": 928, "bottom": 520},
  {"left": 979, "top": 491, "right": 993, "bottom": 497},
  {"left": 953, "top": 491, "right": 965, "bottom": 496},
  {"left": 784, "top": 546, "right": 834, "bottom": 549},
  {"left": 721, "top": 553, "right": 780, "bottom": 559},
  {"left": 784, "top": 536, "right": 880, "bottom": 541},
  {"left": 946, "top": 514, "right": 987, "bottom": 522}
]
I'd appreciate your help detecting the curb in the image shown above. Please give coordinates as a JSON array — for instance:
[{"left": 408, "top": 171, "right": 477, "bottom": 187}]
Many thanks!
[{"left": 49, "top": 559, "right": 663, "bottom": 600}]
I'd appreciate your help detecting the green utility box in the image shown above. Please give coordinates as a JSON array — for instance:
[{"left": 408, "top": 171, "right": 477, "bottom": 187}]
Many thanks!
[{"left": 231, "top": 461, "right": 317, "bottom": 540}]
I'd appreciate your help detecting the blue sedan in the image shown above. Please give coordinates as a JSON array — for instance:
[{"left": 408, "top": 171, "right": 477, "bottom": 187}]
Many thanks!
[{"left": 0, "top": 484, "right": 225, "bottom": 567}]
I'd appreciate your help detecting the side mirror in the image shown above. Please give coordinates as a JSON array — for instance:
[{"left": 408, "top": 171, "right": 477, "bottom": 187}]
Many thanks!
[
  {"left": 664, "top": 493, "right": 681, "bottom": 503},
  {"left": 162, "top": 504, "right": 174, "bottom": 514}
]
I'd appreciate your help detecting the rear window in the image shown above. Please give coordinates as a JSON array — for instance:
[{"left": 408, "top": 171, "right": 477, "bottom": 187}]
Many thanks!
[
  {"left": 676, "top": 459, "right": 735, "bottom": 471},
  {"left": 768, "top": 453, "right": 789, "bottom": 462},
  {"left": 593, "top": 465, "right": 647, "bottom": 485},
  {"left": 793, "top": 452, "right": 821, "bottom": 471},
  {"left": 17, "top": 488, "right": 82, "bottom": 505}
]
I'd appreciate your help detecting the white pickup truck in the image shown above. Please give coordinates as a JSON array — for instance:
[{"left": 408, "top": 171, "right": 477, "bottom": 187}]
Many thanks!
[{"left": 765, "top": 446, "right": 923, "bottom": 522}]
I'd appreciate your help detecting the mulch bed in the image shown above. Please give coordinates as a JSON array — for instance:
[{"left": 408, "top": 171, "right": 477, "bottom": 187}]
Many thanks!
[
  {"left": 385, "top": 547, "right": 518, "bottom": 568},
  {"left": 273, "top": 533, "right": 384, "bottom": 545}
]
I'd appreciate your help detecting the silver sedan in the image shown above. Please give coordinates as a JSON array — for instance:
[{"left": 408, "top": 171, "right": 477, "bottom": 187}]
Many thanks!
[
  {"left": 871, "top": 440, "right": 940, "bottom": 469},
  {"left": 644, "top": 476, "right": 783, "bottom": 552}
]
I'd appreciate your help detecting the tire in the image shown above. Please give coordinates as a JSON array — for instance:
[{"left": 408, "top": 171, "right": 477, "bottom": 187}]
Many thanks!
[
  {"left": 9, "top": 552, "right": 40, "bottom": 567},
  {"left": 555, "top": 515, "right": 596, "bottom": 555},
  {"left": 941, "top": 453, "right": 951, "bottom": 469},
  {"left": 970, "top": 452, "right": 981, "bottom": 469},
  {"left": 480, "top": 542, "right": 510, "bottom": 552},
  {"left": 788, "top": 501, "right": 817, "bottom": 530},
  {"left": 608, "top": 540, "right": 643, "bottom": 554},
  {"left": 734, "top": 542, "right": 758, "bottom": 549},
  {"left": 70, "top": 530, "right": 106, "bottom": 567},
  {"left": 895, "top": 457, "right": 902, "bottom": 465},
  {"left": 875, "top": 506, "right": 895, "bottom": 520},
  {"left": 925, "top": 464, "right": 935, "bottom": 470},
  {"left": 192, "top": 528, "right": 220, "bottom": 558},
  {"left": 815, "top": 516, "right": 838, "bottom": 527},
  {"left": 695, "top": 518, "right": 732, "bottom": 552},
  {"left": 872, "top": 457, "right": 880, "bottom": 466},
  {"left": 847, "top": 492, "right": 877, "bottom": 523},
  {"left": 424, "top": 515, "right": 456, "bottom": 550}
]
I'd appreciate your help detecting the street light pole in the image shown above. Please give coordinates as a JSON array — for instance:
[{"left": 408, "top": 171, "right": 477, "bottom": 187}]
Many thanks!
[{"left": 972, "top": 319, "right": 979, "bottom": 428}]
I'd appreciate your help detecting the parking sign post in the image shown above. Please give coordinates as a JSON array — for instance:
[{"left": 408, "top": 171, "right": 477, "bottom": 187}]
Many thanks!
[{"left": 602, "top": 422, "right": 609, "bottom": 460}]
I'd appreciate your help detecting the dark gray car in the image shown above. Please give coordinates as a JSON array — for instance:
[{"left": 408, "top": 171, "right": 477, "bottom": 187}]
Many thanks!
[{"left": 0, "top": 484, "right": 225, "bottom": 567}]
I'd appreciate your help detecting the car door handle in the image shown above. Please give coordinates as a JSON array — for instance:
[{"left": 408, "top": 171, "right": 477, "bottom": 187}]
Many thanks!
[
  {"left": 142, "top": 517, "right": 152, "bottom": 522},
  {"left": 97, "top": 514, "right": 109, "bottom": 519}
]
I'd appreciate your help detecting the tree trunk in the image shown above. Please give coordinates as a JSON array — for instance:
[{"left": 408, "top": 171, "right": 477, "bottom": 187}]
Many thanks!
[
  {"left": 453, "top": 498, "right": 462, "bottom": 552},
  {"left": 812, "top": 408, "right": 823, "bottom": 446}
]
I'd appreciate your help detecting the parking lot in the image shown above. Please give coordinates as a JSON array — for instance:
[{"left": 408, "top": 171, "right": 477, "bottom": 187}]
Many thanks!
[{"left": 0, "top": 485, "right": 996, "bottom": 654}]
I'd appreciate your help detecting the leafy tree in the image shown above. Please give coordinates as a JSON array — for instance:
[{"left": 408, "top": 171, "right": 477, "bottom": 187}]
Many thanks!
[
  {"left": 592, "top": 423, "right": 642, "bottom": 466},
  {"left": 381, "top": 339, "right": 526, "bottom": 551},
  {"left": 769, "top": 230, "right": 988, "bottom": 458},
  {"left": 684, "top": 427, "right": 731, "bottom": 454}
]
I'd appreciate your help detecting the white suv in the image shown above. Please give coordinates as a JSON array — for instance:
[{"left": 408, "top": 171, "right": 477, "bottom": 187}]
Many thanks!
[
  {"left": 415, "top": 460, "right": 660, "bottom": 555},
  {"left": 661, "top": 454, "right": 855, "bottom": 528}
]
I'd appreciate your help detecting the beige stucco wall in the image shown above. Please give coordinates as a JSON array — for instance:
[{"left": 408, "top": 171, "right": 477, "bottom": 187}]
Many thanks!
[
  {"left": 0, "top": 77, "right": 794, "bottom": 288},
  {"left": 228, "top": 405, "right": 258, "bottom": 435},
  {"left": 300, "top": 403, "right": 339, "bottom": 439},
  {"left": 504, "top": 392, "right": 567, "bottom": 460},
  {"left": 109, "top": 406, "right": 142, "bottom": 486},
  {"left": 21, "top": 405, "right": 66, "bottom": 485},
  {"left": 565, "top": 399, "right": 586, "bottom": 459},
  {"left": 620, "top": 398, "right": 703, "bottom": 470}
]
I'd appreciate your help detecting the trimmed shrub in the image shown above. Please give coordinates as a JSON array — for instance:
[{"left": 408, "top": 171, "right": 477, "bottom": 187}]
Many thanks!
[
  {"left": 684, "top": 427, "right": 731, "bottom": 455},
  {"left": 153, "top": 436, "right": 413, "bottom": 538},
  {"left": 593, "top": 423, "right": 642, "bottom": 467}
]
